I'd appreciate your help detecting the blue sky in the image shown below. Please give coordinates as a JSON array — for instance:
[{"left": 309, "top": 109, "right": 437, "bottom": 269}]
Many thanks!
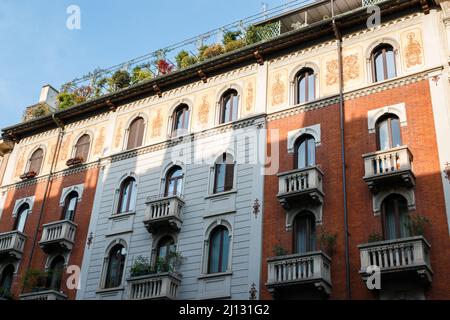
[{"left": 0, "top": 0, "right": 286, "bottom": 130}]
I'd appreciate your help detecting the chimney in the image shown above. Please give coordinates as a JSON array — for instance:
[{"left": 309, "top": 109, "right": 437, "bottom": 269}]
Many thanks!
[{"left": 39, "top": 84, "right": 59, "bottom": 110}]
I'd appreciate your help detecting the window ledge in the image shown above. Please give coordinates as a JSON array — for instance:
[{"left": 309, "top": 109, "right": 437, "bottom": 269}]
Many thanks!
[
  {"left": 205, "top": 190, "right": 237, "bottom": 200},
  {"left": 198, "top": 271, "right": 233, "bottom": 280},
  {"left": 96, "top": 287, "right": 125, "bottom": 294},
  {"left": 108, "top": 211, "right": 136, "bottom": 220}
]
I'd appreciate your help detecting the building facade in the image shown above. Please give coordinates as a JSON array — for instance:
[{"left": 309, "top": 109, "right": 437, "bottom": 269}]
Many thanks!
[{"left": 0, "top": 0, "right": 449, "bottom": 300}]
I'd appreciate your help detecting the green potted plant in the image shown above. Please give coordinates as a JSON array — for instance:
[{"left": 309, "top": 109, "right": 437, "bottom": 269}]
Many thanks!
[
  {"left": 406, "top": 214, "right": 431, "bottom": 237},
  {"left": 175, "top": 50, "right": 198, "bottom": 69},
  {"left": 317, "top": 229, "right": 337, "bottom": 257},
  {"left": 108, "top": 70, "right": 131, "bottom": 91},
  {"left": 222, "top": 31, "right": 246, "bottom": 52},
  {"left": 22, "top": 269, "right": 48, "bottom": 293},
  {"left": 131, "top": 66, "right": 153, "bottom": 85},
  {"left": 199, "top": 44, "right": 225, "bottom": 61},
  {"left": 272, "top": 245, "right": 288, "bottom": 257},
  {"left": 368, "top": 232, "right": 383, "bottom": 243},
  {"left": 130, "top": 256, "right": 153, "bottom": 277}
]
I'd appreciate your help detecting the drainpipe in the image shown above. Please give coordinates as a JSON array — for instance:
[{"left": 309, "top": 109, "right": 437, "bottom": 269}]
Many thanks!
[
  {"left": 332, "top": 18, "right": 351, "bottom": 300},
  {"left": 22, "top": 114, "right": 65, "bottom": 293}
]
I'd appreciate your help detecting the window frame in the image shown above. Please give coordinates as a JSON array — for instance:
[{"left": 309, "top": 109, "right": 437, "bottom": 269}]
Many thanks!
[
  {"left": 46, "top": 256, "right": 65, "bottom": 291},
  {"left": 104, "top": 244, "right": 127, "bottom": 289},
  {"left": 295, "top": 68, "right": 316, "bottom": 104},
  {"left": 171, "top": 104, "right": 190, "bottom": 137},
  {"left": 293, "top": 212, "right": 316, "bottom": 254},
  {"left": 14, "top": 203, "right": 30, "bottom": 233},
  {"left": 164, "top": 166, "right": 184, "bottom": 197},
  {"left": 207, "top": 226, "right": 230, "bottom": 274},
  {"left": 213, "top": 153, "right": 234, "bottom": 194},
  {"left": 381, "top": 194, "right": 410, "bottom": 240},
  {"left": 126, "top": 117, "right": 145, "bottom": 150},
  {"left": 27, "top": 148, "right": 44, "bottom": 175},
  {"left": 293, "top": 134, "right": 316, "bottom": 169},
  {"left": 73, "top": 134, "right": 91, "bottom": 163},
  {"left": 62, "top": 191, "right": 79, "bottom": 221},
  {"left": 375, "top": 114, "right": 402, "bottom": 151},
  {"left": 219, "top": 90, "right": 239, "bottom": 124},
  {"left": 0, "top": 264, "right": 15, "bottom": 297},
  {"left": 371, "top": 44, "right": 397, "bottom": 83},
  {"left": 116, "top": 177, "right": 137, "bottom": 214}
]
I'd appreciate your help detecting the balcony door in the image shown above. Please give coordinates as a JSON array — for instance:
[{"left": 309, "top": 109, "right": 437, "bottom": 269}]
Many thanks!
[
  {"left": 294, "top": 135, "right": 315, "bottom": 169},
  {"left": 293, "top": 212, "right": 316, "bottom": 254},
  {"left": 382, "top": 194, "right": 410, "bottom": 240},
  {"left": 376, "top": 114, "right": 402, "bottom": 151}
]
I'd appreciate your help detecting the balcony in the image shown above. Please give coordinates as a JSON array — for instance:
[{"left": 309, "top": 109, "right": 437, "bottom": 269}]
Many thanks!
[
  {"left": 0, "top": 231, "right": 26, "bottom": 260},
  {"left": 266, "top": 251, "right": 332, "bottom": 297},
  {"left": 277, "top": 166, "right": 324, "bottom": 209},
  {"left": 39, "top": 220, "right": 77, "bottom": 253},
  {"left": 19, "top": 290, "right": 67, "bottom": 300},
  {"left": 359, "top": 236, "right": 432, "bottom": 285},
  {"left": 128, "top": 273, "right": 181, "bottom": 300},
  {"left": 144, "top": 195, "right": 184, "bottom": 234},
  {"left": 362, "top": 146, "right": 415, "bottom": 193}
]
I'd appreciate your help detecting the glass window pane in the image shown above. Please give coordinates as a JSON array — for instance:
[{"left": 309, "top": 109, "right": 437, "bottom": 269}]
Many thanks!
[
  {"left": 390, "top": 118, "right": 402, "bottom": 147},
  {"left": 384, "top": 199, "right": 396, "bottom": 240},
  {"left": 231, "top": 95, "right": 238, "bottom": 122},
  {"left": 209, "top": 231, "right": 221, "bottom": 273},
  {"left": 307, "top": 138, "right": 316, "bottom": 166},
  {"left": 386, "top": 50, "right": 396, "bottom": 79},
  {"left": 398, "top": 199, "right": 410, "bottom": 238},
  {"left": 375, "top": 53, "right": 385, "bottom": 82},
  {"left": 215, "top": 164, "right": 226, "bottom": 193},
  {"left": 16, "top": 206, "right": 28, "bottom": 233},
  {"left": 298, "top": 141, "right": 306, "bottom": 169},
  {"left": 295, "top": 218, "right": 307, "bottom": 254},
  {"left": 308, "top": 75, "right": 315, "bottom": 101},
  {"left": 299, "top": 77, "right": 306, "bottom": 104},
  {"left": 220, "top": 230, "right": 229, "bottom": 272},
  {"left": 65, "top": 195, "right": 78, "bottom": 220},
  {"left": 378, "top": 120, "right": 390, "bottom": 150}
]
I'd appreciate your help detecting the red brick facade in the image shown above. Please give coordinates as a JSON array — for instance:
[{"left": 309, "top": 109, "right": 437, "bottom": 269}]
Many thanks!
[
  {"left": 0, "top": 167, "right": 99, "bottom": 300},
  {"left": 261, "top": 80, "right": 450, "bottom": 299}
]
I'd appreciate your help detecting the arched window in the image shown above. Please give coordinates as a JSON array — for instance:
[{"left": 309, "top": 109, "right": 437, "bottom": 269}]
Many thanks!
[
  {"left": 156, "top": 236, "right": 176, "bottom": 271},
  {"left": 74, "top": 134, "right": 91, "bottom": 163},
  {"left": 372, "top": 44, "right": 396, "bottom": 82},
  {"left": 164, "top": 166, "right": 183, "bottom": 197},
  {"left": 208, "top": 226, "right": 230, "bottom": 274},
  {"left": 14, "top": 203, "right": 30, "bottom": 233},
  {"left": 293, "top": 212, "right": 316, "bottom": 254},
  {"left": 382, "top": 194, "right": 410, "bottom": 240},
  {"left": 172, "top": 104, "right": 190, "bottom": 137},
  {"left": 376, "top": 114, "right": 402, "bottom": 151},
  {"left": 213, "top": 153, "right": 234, "bottom": 194},
  {"left": 0, "top": 265, "right": 15, "bottom": 298},
  {"left": 62, "top": 191, "right": 79, "bottom": 221},
  {"left": 104, "top": 244, "right": 126, "bottom": 289},
  {"left": 126, "top": 117, "right": 145, "bottom": 150},
  {"left": 46, "top": 256, "right": 65, "bottom": 291},
  {"left": 294, "top": 135, "right": 316, "bottom": 169},
  {"left": 295, "top": 68, "right": 315, "bottom": 104},
  {"left": 219, "top": 90, "right": 239, "bottom": 124},
  {"left": 117, "top": 177, "right": 137, "bottom": 214},
  {"left": 28, "top": 148, "right": 44, "bottom": 175}
]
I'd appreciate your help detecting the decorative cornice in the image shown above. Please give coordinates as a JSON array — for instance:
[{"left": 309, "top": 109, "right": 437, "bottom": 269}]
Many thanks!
[
  {"left": 344, "top": 66, "right": 444, "bottom": 100},
  {"left": 2, "top": 161, "right": 100, "bottom": 191},
  {"left": 267, "top": 96, "right": 340, "bottom": 122},
  {"left": 110, "top": 114, "right": 266, "bottom": 163},
  {"left": 267, "top": 66, "right": 444, "bottom": 122}
]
